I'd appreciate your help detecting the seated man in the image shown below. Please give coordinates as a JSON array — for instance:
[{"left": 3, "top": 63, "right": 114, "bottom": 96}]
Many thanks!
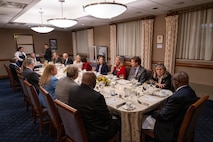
[
  {"left": 142, "top": 71, "right": 198, "bottom": 142},
  {"left": 9, "top": 56, "right": 20, "bottom": 83},
  {"left": 62, "top": 53, "right": 73, "bottom": 66},
  {"left": 128, "top": 56, "right": 148, "bottom": 84},
  {"left": 22, "top": 58, "right": 40, "bottom": 93},
  {"left": 55, "top": 66, "right": 79, "bottom": 104},
  {"left": 68, "top": 72, "right": 120, "bottom": 142}
]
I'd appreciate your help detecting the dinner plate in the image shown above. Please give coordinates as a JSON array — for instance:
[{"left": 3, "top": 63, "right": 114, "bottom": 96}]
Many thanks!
[{"left": 122, "top": 104, "right": 136, "bottom": 110}]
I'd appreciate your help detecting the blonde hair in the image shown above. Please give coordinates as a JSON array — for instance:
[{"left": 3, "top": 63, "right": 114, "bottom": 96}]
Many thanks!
[
  {"left": 39, "top": 64, "right": 56, "bottom": 86},
  {"left": 116, "top": 56, "right": 124, "bottom": 67}
]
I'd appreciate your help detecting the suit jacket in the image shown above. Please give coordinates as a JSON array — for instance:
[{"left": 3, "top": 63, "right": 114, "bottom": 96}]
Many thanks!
[
  {"left": 128, "top": 65, "right": 148, "bottom": 84},
  {"left": 9, "top": 63, "right": 20, "bottom": 83},
  {"left": 38, "top": 76, "right": 58, "bottom": 107},
  {"left": 152, "top": 71, "right": 172, "bottom": 90},
  {"left": 22, "top": 68, "right": 40, "bottom": 93},
  {"left": 55, "top": 77, "right": 79, "bottom": 104},
  {"left": 63, "top": 58, "right": 73, "bottom": 66},
  {"left": 95, "top": 63, "right": 109, "bottom": 75},
  {"left": 52, "top": 57, "right": 62, "bottom": 64},
  {"left": 68, "top": 84, "right": 117, "bottom": 142},
  {"left": 152, "top": 86, "right": 198, "bottom": 142},
  {"left": 44, "top": 48, "right": 52, "bottom": 62}
]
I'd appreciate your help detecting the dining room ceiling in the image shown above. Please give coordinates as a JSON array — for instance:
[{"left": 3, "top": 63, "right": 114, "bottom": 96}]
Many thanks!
[{"left": 0, "top": 0, "right": 213, "bottom": 31}]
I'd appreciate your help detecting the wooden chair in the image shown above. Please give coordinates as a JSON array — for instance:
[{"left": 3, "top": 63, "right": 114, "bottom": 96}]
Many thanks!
[
  {"left": 17, "top": 74, "right": 31, "bottom": 112},
  {"left": 23, "top": 80, "right": 49, "bottom": 133},
  {"left": 145, "top": 69, "right": 152, "bottom": 80},
  {"left": 4, "top": 64, "right": 20, "bottom": 92},
  {"left": 141, "top": 94, "right": 209, "bottom": 142},
  {"left": 39, "top": 86, "right": 64, "bottom": 142},
  {"left": 55, "top": 99, "right": 120, "bottom": 142}
]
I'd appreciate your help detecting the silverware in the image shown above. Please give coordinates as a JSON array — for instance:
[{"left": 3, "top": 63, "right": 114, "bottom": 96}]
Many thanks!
[
  {"left": 116, "top": 102, "right": 126, "bottom": 108},
  {"left": 137, "top": 99, "right": 149, "bottom": 106}
]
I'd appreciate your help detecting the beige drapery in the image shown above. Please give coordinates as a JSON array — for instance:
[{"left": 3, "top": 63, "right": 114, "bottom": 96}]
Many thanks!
[
  {"left": 141, "top": 19, "right": 154, "bottom": 69},
  {"left": 72, "top": 29, "right": 94, "bottom": 57},
  {"left": 116, "top": 20, "right": 142, "bottom": 56},
  {"left": 164, "top": 15, "right": 179, "bottom": 74},
  {"left": 72, "top": 32, "right": 77, "bottom": 57},
  {"left": 110, "top": 24, "right": 117, "bottom": 66},
  {"left": 176, "top": 8, "right": 213, "bottom": 61}
]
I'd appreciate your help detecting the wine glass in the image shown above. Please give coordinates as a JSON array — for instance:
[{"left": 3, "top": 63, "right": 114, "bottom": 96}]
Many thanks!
[{"left": 119, "top": 74, "right": 124, "bottom": 79}]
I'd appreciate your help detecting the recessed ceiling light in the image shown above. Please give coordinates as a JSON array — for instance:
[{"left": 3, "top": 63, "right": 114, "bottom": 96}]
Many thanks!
[{"left": 152, "top": 7, "right": 158, "bottom": 10}]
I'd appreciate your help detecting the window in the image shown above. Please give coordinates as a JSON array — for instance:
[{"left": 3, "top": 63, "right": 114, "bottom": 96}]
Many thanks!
[
  {"left": 176, "top": 8, "right": 213, "bottom": 61},
  {"left": 76, "top": 30, "right": 88, "bottom": 54},
  {"left": 14, "top": 34, "right": 34, "bottom": 54}
]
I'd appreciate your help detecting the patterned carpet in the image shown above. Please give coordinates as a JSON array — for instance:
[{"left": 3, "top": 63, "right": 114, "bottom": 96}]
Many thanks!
[{"left": 0, "top": 78, "right": 212, "bottom": 142}]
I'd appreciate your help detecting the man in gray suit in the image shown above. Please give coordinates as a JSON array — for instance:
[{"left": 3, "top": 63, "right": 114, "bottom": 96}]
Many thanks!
[
  {"left": 128, "top": 56, "right": 148, "bottom": 84},
  {"left": 55, "top": 66, "right": 79, "bottom": 104}
]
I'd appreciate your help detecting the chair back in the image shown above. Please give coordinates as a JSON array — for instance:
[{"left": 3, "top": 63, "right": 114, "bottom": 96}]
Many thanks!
[
  {"left": 177, "top": 94, "right": 209, "bottom": 142},
  {"left": 39, "top": 86, "right": 61, "bottom": 129},
  {"left": 55, "top": 99, "right": 88, "bottom": 142},
  {"left": 24, "top": 80, "right": 43, "bottom": 113},
  {"left": 146, "top": 69, "right": 152, "bottom": 79},
  {"left": 4, "top": 64, "right": 17, "bottom": 88},
  {"left": 17, "top": 74, "right": 28, "bottom": 97}
]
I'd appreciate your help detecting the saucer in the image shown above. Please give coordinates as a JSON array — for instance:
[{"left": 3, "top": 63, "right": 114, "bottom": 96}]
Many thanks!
[{"left": 122, "top": 104, "right": 136, "bottom": 110}]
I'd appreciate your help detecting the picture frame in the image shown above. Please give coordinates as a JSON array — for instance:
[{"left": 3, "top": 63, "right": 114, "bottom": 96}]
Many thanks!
[
  {"left": 157, "top": 35, "right": 163, "bottom": 44},
  {"left": 49, "top": 39, "right": 57, "bottom": 50}
]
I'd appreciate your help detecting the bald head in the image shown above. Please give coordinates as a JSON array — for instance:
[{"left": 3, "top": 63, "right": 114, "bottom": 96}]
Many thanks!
[
  {"left": 82, "top": 72, "right": 96, "bottom": 88},
  {"left": 172, "top": 71, "right": 189, "bottom": 90}
]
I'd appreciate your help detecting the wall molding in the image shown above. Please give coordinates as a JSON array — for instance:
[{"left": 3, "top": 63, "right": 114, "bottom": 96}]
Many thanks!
[{"left": 175, "top": 59, "right": 213, "bottom": 69}]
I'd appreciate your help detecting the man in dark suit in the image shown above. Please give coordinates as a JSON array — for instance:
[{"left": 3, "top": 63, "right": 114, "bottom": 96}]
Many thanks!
[
  {"left": 142, "top": 71, "right": 198, "bottom": 142},
  {"left": 68, "top": 72, "right": 120, "bottom": 142},
  {"left": 22, "top": 58, "right": 40, "bottom": 93},
  {"left": 44, "top": 44, "right": 52, "bottom": 62},
  {"left": 62, "top": 53, "right": 73, "bottom": 66},
  {"left": 9, "top": 57, "right": 20, "bottom": 83},
  {"left": 128, "top": 56, "right": 148, "bottom": 84}
]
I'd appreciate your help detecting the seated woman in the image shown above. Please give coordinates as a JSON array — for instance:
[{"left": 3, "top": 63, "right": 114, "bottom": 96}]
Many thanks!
[
  {"left": 73, "top": 55, "right": 83, "bottom": 69},
  {"left": 149, "top": 63, "right": 171, "bottom": 90},
  {"left": 38, "top": 64, "right": 58, "bottom": 107},
  {"left": 51, "top": 52, "right": 62, "bottom": 64},
  {"left": 112, "top": 56, "right": 127, "bottom": 79},
  {"left": 81, "top": 57, "right": 92, "bottom": 71},
  {"left": 95, "top": 55, "right": 109, "bottom": 75}
]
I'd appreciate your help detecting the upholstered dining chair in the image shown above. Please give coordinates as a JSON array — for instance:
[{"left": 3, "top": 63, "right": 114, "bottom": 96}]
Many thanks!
[
  {"left": 17, "top": 74, "right": 31, "bottom": 112},
  {"left": 4, "top": 64, "right": 20, "bottom": 92},
  {"left": 54, "top": 99, "right": 120, "bottom": 142},
  {"left": 23, "top": 80, "right": 49, "bottom": 133},
  {"left": 39, "top": 86, "right": 64, "bottom": 142},
  {"left": 141, "top": 94, "right": 209, "bottom": 142}
]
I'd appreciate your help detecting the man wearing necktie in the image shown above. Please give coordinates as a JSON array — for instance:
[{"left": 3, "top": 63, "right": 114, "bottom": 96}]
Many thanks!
[
  {"left": 62, "top": 52, "right": 73, "bottom": 66},
  {"left": 127, "top": 56, "right": 148, "bottom": 84}
]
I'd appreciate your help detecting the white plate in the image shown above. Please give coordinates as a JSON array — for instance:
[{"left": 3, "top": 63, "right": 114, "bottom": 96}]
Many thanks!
[
  {"left": 153, "top": 89, "right": 172, "bottom": 97},
  {"left": 122, "top": 104, "right": 136, "bottom": 110}
]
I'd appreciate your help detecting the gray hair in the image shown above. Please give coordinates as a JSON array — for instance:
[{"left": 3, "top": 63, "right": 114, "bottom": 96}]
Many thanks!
[
  {"left": 25, "top": 58, "right": 34, "bottom": 66},
  {"left": 67, "top": 66, "right": 78, "bottom": 78}
]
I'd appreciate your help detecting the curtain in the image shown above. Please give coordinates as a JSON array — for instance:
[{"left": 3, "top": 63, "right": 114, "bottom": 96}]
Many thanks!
[
  {"left": 141, "top": 19, "right": 154, "bottom": 69},
  {"left": 176, "top": 8, "right": 213, "bottom": 61},
  {"left": 164, "top": 15, "right": 179, "bottom": 74},
  {"left": 76, "top": 29, "right": 88, "bottom": 55},
  {"left": 117, "top": 20, "right": 142, "bottom": 56},
  {"left": 110, "top": 24, "right": 117, "bottom": 66},
  {"left": 72, "top": 32, "right": 77, "bottom": 57}
]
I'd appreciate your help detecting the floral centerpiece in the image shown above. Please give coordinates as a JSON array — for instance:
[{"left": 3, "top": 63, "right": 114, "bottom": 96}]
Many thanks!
[{"left": 97, "top": 75, "right": 110, "bottom": 86}]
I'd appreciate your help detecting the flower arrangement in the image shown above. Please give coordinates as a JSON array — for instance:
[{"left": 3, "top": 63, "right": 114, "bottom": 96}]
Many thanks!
[{"left": 97, "top": 75, "right": 110, "bottom": 86}]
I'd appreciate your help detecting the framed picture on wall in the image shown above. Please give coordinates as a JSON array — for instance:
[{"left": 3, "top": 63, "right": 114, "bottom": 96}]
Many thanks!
[
  {"left": 49, "top": 39, "right": 57, "bottom": 50},
  {"left": 97, "top": 46, "right": 108, "bottom": 62},
  {"left": 157, "top": 35, "right": 163, "bottom": 44}
]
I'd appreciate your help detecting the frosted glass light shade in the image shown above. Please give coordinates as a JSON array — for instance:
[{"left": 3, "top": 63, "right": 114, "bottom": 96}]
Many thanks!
[
  {"left": 83, "top": 2, "right": 127, "bottom": 19},
  {"left": 47, "top": 18, "right": 78, "bottom": 28},
  {"left": 31, "top": 26, "right": 54, "bottom": 33}
]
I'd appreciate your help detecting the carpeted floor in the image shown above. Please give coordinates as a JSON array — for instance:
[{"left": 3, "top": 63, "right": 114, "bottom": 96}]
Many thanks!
[{"left": 0, "top": 78, "right": 213, "bottom": 142}]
